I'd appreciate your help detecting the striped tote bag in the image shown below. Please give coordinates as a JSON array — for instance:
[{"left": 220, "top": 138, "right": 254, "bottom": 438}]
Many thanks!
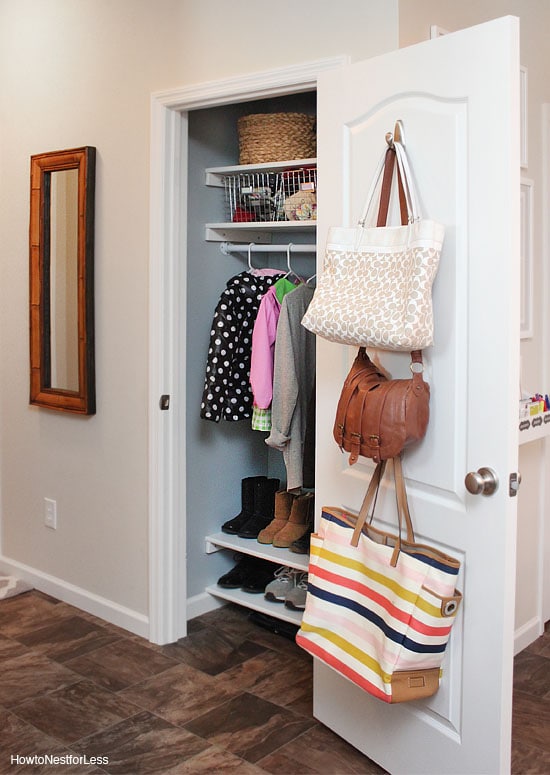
[{"left": 296, "top": 457, "right": 462, "bottom": 703}]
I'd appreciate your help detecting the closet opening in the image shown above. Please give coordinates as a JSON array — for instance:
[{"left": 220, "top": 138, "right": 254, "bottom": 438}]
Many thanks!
[{"left": 185, "top": 91, "right": 317, "bottom": 625}]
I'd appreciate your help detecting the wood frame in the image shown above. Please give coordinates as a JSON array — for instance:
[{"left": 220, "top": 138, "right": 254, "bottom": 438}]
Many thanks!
[{"left": 29, "top": 146, "right": 96, "bottom": 414}]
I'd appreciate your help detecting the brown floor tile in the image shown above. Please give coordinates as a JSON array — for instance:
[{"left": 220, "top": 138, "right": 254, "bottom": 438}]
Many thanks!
[
  {"left": 216, "top": 647, "right": 313, "bottom": 710},
  {"left": 14, "top": 678, "right": 141, "bottom": 745},
  {"left": 15, "top": 615, "right": 120, "bottom": 663},
  {"left": 513, "top": 650, "right": 550, "bottom": 698},
  {"left": 257, "top": 723, "right": 387, "bottom": 774},
  {"left": 511, "top": 739, "right": 550, "bottom": 774},
  {"left": 524, "top": 628, "right": 550, "bottom": 660},
  {"left": 183, "top": 691, "right": 315, "bottom": 764},
  {"left": 160, "top": 627, "right": 268, "bottom": 676},
  {"left": 119, "top": 662, "right": 241, "bottom": 727},
  {"left": 0, "top": 591, "right": 72, "bottom": 637},
  {"left": 0, "top": 709, "right": 66, "bottom": 770},
  {"left": 176, "top": 745, "right": 267, "bottom": 774},
  {"left": 71, "top": 709, "right": 211, "bottom": 774},
  {"left": 512, "top": 689, "right": 550, "bottom": 753},
  {"left": 0, "top": 635, "right": 30, "bottom": 661},
  {"left": 191, "top": 604, "right": 255, "bottom": 640},
  {"left": 64, "top": 637, "right": 179, "bottom": 692},
  {"left": 0, "top": 709, "right": 103, "bottom": 774},
  {"left": 0, "top": 651, "right": 80, "bottom": 708}
]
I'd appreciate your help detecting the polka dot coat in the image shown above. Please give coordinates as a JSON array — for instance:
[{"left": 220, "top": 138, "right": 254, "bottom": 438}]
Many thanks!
[{"left": 200, "top": 271, "right": 283, "bottom": 422}]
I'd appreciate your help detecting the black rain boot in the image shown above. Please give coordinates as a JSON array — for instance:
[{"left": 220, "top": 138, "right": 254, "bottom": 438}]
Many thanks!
[
  {"left": 238, "top": 477, "right": 280, "bottom": 539},
  {"left": 221, "top": 476, "right": 266, "bottom": 535}
]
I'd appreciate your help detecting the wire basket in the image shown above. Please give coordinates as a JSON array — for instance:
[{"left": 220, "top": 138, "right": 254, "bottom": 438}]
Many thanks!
[
  {"left": 238, "top": 113, "right": 316, "bottom": 164},
  {"left": 224, "top": 166, "right": 316, "bottom": 223}
]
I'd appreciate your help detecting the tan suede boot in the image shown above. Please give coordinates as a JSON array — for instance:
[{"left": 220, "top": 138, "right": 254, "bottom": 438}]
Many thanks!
[
  {"left": 257, "top": 490, "right": 295, "bottom": 544},
  {"left": 272, "top": 492, "right": 314, "bottom": 548}
]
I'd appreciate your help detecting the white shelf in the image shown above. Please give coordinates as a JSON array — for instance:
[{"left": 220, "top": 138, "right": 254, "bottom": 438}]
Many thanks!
[
  {"left": 204, "top": 532, "right": 308, "bottom": 625},
  {"left": 205, "top": 220, "right": 316, "bottom": 242},
  {"left": 205, "top": 584, "right": 303, "bottom": 625},
  {"left": 205, "top": 158, "right": 317, "bottom": 187},
  {"left": 518, "top": 412, "right": 550, "bottom": 444},
  {"left": 205, "top": 531, "right": 309, "bottom": 572}
]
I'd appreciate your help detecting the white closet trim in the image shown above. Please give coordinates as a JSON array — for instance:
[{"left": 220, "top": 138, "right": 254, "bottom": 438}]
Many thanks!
[{"left": 148, "top": 55, "right": 348, "bottom": 645}]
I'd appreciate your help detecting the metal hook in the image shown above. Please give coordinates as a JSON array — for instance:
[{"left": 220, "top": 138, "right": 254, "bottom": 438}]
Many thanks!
[
  {"left": 385, "top": 120, "right": 405, "bottom": 149},
  {"left": 247, "top": 242, "right": 255, "bottom": 271},
  {"left": 286, "top": 243, "right": 294, "bottom": 274}
]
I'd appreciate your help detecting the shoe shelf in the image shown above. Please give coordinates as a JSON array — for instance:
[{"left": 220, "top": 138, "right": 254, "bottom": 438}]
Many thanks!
[
  {"left": 204, "top": 532, "right": 309, "bottom": 572},
  {"left": 204, "top": 532, "right": 309, "bottom": 624},
  {"left": 205, "top": 584, "right": 303, "bottom": 626}
]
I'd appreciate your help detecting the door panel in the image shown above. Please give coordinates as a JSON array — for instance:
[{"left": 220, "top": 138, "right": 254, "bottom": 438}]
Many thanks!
[{"left": 314, "top": 17, "right": 519, "bottom": 774}]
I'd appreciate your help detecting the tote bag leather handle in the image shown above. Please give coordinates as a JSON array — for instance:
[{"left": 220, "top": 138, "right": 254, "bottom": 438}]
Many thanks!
[
  {"left": 358, "top": 140, "right": 420, "bottom": 227},
  {"left": 351, "top": 457, "right": 416, "bottom": 559}
]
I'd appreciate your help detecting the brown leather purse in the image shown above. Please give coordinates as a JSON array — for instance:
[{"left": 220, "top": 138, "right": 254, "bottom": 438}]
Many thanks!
[{"left": 333, "top": 347, "right": 430, "bottom": 465}]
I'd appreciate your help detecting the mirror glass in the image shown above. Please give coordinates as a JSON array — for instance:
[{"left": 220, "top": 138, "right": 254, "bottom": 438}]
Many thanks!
[
  {"left": 29, "top": 146, "right": 96, "bottom": 414},
  {"left": 48, "top": 169, "right": 79, "bottom": 391}
]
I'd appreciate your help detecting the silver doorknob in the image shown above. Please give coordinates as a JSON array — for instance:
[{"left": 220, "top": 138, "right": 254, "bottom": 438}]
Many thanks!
[{"left": 465, "top": 467, "right": 499, "bottom": 496}]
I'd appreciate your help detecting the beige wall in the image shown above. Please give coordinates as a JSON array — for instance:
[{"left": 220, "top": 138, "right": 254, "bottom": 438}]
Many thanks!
[
  {"left": 399, "top": 0, "right": 550, "bottom": 636},
  {"left": 0, "top": 0, "right": 398, "bottom": 623}
]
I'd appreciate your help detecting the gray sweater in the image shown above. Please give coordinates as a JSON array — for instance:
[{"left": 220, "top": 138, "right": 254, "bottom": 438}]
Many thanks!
[{"left": 265, "top": 284, "right": 316, "bottom": 491}]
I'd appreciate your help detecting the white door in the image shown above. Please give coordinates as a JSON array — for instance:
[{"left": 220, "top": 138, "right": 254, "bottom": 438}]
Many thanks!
[{"left": 314, "top": 17, "right": 520, "bottom": 775}]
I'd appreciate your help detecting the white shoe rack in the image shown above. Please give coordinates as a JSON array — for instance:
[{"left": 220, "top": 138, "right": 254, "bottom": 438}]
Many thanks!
[{"left": 204, "top": 531, "right": 309, "bottom": 625}]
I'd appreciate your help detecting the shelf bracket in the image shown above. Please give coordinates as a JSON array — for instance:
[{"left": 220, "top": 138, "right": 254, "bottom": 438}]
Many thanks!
[{"left": 205, "top": 537, "right": 223, "bottom": 554}]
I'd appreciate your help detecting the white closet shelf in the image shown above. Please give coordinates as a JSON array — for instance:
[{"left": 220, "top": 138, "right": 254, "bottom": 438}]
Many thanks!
[
  {"left": 205, "top": 584, "right": 303, "bottom": 625},
  {"left": 205, "top": 531, "right": 309, "bottom": 572},
  {"left": 204, "top": 534, "right": 309, "bottom": 625},
  {"left": 205, "top": 220, "right": 316, "bottom": 242},
  {"left": 518, "top": 412, "right": 550, "bottom": 444}
]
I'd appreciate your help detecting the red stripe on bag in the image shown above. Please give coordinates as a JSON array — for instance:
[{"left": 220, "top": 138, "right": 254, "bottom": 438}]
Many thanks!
[
  {"left": 296, "top": 633, "right": 391, "bottom": 702},
  {"left": 310, "top": 561, "right": 453, "bottom": 638}
]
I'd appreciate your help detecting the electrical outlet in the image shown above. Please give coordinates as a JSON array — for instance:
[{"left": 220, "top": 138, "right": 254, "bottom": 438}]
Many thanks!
[{"left": 44, "top": 498, "right": 57, "bottom": 529}]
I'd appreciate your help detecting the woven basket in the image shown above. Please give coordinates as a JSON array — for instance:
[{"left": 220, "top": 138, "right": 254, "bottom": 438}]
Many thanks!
[{"left": 238, "top": 112, "right": 316, "bottom": 164}]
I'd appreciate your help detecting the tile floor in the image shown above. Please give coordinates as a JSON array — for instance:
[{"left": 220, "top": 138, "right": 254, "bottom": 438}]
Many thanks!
[{"left": 0, "top": 590, "right": 548, "bottom": 774}]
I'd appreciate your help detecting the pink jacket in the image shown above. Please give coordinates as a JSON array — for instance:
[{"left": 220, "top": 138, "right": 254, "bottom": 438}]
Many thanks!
[{"left": 250, "top": 279, "right": 296, "bottom": 409}]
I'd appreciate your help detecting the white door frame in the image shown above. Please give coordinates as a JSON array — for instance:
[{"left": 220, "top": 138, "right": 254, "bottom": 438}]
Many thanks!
[
  {"left": 541, "top": 104, "right": 550, "bottom": 625},
  {"left": 148, "top": 56, "right": 348, "bottom": 645}
]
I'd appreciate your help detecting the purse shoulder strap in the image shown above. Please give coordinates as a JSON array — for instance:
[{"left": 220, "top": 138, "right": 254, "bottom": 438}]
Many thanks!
[
  {"left": 377, "top": 147, "right": 408, "bottom": 227},
  {"left": 350, "top": 457, "right": 416, "bottom": 558},
  {"left": 358, "top": 139, "right": 420, "bottom": 228}
]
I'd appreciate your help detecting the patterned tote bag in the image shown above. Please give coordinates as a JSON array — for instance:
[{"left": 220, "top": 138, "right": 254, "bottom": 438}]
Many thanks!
[
  {"left": 301, "top": 134, "right": 444, "bottom": 351},
  {"left": 296, "top": 457, "right": 462, "bottom": 703}
]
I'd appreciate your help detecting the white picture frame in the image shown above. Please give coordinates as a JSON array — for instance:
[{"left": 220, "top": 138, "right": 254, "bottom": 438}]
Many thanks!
[{"left": 520, "top": 178, "right": 534, "bottom": 339}]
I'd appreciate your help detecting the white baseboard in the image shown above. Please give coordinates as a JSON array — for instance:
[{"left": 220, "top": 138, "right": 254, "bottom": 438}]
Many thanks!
[
  {"left": 514, "top": 615, "right": 543, "bottom": 655},
  {"left": 0, "top": 555, "right": 149, "bottom": 639},
  {"left": 186, "top": 590, "right": 226, "bottom": 621}
]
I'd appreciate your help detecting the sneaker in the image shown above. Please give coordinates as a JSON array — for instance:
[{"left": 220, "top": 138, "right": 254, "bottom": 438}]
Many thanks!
[
  {"left": 264, "top": 566, "right": 298, "bottom": 603},
  {"left": 284, "top": 572, "right": 308, "bottom": 611}
]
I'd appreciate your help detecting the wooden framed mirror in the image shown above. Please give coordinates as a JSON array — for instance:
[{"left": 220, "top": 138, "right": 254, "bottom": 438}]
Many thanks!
[{"left": 29, "top": 146, "right": 96, "bottom": 414}]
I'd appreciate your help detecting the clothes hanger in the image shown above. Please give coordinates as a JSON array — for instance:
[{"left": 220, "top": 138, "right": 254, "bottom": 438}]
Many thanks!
[
  {"left": 247, "top": 242, "right": 256, "bottom": 271},
  {"left": 283, "top": 244, "right": 304, "bottom": 284}
]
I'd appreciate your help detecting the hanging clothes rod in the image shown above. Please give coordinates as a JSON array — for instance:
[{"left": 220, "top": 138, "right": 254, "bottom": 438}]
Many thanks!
[{"left": 220, "top": 241, "right": 316, "bottom": 255}]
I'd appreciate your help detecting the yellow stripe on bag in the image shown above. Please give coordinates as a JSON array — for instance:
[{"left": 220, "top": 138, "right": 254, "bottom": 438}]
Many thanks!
[
  {"left": 311, "top": 544, "right": 442, "bottom": 619},
  {"left": 300, "top": 621, "right": 393, "bottom": 685}
]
